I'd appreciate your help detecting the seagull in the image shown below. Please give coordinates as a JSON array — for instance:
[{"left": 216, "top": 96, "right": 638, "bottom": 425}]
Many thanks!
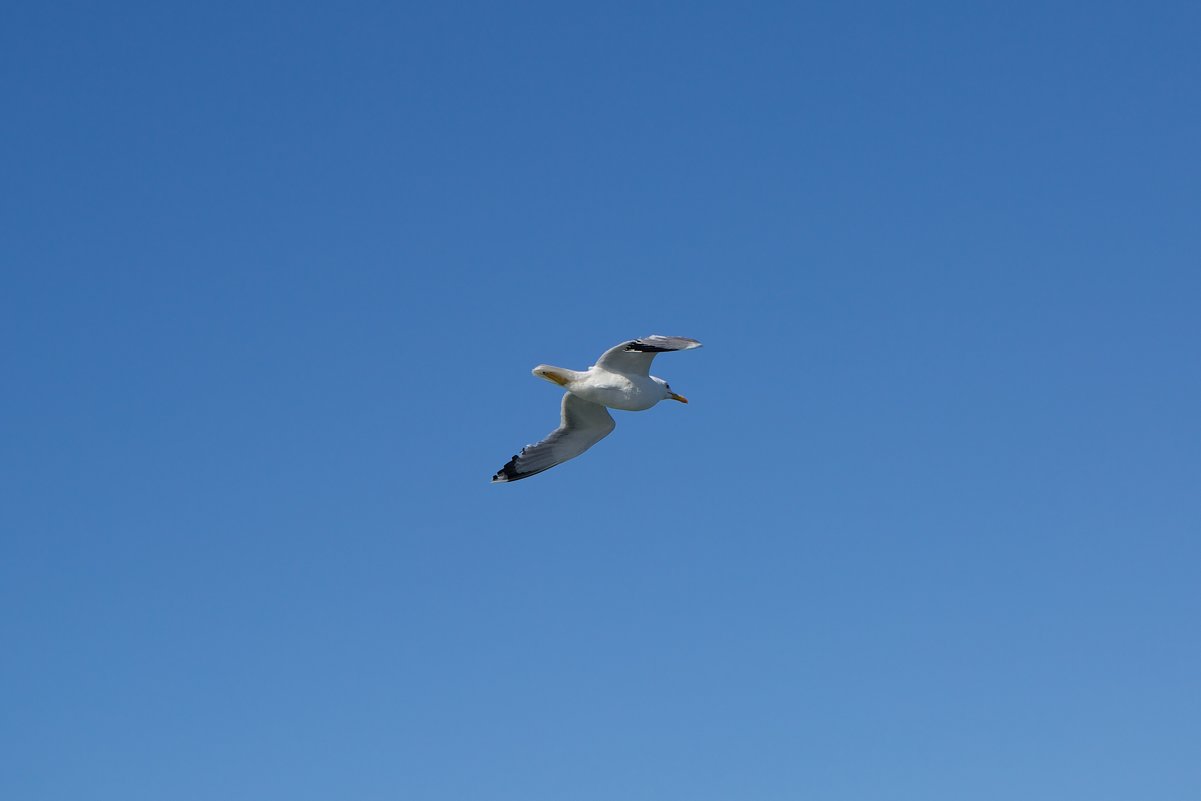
[{"left": 491, "top": 335, "right": 703, "bottom": 483}]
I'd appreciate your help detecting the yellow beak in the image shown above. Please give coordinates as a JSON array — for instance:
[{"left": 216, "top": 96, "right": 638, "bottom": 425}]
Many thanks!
[{"left": 669, "top": 392, "right": 688, "bottom": 403}]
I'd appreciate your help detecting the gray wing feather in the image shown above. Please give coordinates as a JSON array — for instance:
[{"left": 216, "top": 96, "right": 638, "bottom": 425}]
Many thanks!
[
  {"left": 491, "top": 393, "right": 616, "bottom": 482},
  {"left": 594, "top": 335, "right": 703, "bottom": 376}
]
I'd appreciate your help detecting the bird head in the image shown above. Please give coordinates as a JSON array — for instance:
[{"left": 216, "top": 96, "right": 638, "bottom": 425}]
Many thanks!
[{"left": 653, "top": 376, "right": 688, "bottom": 403}]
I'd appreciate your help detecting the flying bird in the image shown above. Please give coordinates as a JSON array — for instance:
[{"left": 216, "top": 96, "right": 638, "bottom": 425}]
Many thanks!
[{"left": 491, "top": 335, "right": 703, "bottom": 483}]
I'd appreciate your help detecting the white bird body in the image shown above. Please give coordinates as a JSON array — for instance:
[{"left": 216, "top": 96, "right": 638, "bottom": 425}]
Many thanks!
[
  {"left": 533, "top": 365, "right": 667, "bottom": 411},
  {"left": 492, "top": 335, "right": 702, "bottom": 482}
]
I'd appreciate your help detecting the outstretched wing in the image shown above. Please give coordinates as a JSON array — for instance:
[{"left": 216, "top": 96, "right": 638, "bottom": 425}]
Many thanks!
[
  {"left": 491, "top": 393, "right": 616, "bottom": 483},
  {"left": 594, "top": 335, "right": 703, "bottom": 377}
]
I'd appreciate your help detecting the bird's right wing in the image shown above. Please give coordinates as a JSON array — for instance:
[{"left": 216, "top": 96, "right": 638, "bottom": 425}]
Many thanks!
[
  {"left": 594, "top": 335, "right": 702, "bottom": 376},
  {"left": 491, "top": 393, "right": 616, "bottom": 482}
]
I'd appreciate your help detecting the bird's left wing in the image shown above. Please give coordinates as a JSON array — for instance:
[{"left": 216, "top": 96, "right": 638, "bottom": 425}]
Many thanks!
[
  {"left": 492, "top": 393, "right": 616, "bottom": 482},
  {"left": 594, "top": 335, "right": 702, "bottom": 377}
]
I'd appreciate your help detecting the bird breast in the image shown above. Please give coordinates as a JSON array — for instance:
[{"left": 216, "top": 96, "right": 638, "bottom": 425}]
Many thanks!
[{"left": 570, "top": 371, "right": 660, "bottom": 411}]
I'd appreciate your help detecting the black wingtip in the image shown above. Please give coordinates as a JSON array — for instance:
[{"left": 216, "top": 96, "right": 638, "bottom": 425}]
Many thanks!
[
  {"left": 491, "top": 454, "right": 520, "bottom": 483},
  {"left": 491, "top": 449, "right": 557, "bottom": 483},
  {"left": 623, "top": 336, "right": 702, "bottom": 353},
  {"left": 623, "top": 341, "right": 674, "bottom": 353}
]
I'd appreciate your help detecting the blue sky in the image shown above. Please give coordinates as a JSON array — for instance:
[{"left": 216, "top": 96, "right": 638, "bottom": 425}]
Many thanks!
[{"left": 3, "top": 2, "right": 1199, "bottom": 799}]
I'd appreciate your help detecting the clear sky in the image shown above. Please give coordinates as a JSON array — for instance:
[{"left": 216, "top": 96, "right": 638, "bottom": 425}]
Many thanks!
[{"left": 3, "top": 2, "right": 1199, "bottom": 799}]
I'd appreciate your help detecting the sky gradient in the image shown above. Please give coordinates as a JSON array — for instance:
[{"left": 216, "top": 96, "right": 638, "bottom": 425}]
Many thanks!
[{"left": 3, "top": 2, "right": 1200, "bottom": 799}]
